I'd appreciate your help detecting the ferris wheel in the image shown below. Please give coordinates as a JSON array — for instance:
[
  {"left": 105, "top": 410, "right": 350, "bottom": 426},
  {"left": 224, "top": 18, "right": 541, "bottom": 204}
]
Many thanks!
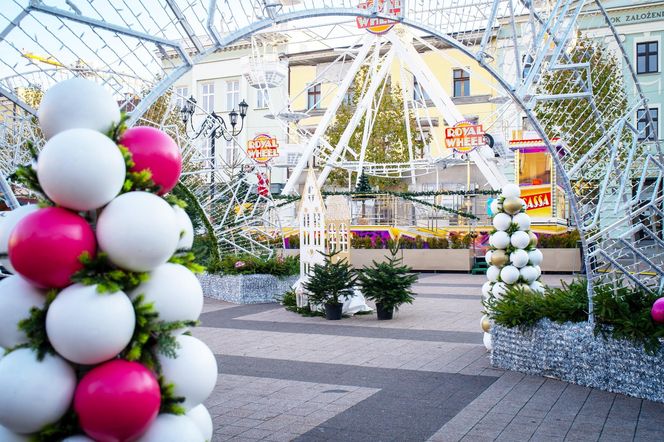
[{"left": 0, "top": 0, "right": 661, "bottom": 297}]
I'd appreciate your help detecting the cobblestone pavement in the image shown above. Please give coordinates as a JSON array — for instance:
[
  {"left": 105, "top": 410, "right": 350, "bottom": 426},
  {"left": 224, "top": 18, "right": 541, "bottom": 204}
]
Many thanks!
[{"left": 193, "top": 274, "right": 664, "bottom": 442}]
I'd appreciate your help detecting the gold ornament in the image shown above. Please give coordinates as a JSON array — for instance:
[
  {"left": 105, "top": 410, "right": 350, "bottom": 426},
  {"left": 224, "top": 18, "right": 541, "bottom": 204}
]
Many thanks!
[
  {"left": 529, "top": 231, "right": 538, "bottom": 247},
  {"left": 514, "top": 283, "right": 532, "bottom": 294},
  {"left": 481, "top": 315, "right": 491, "bottom": 333},
  {"left": 503, "top": 197, "right": 522, "bottom": 215},
  {"left": 491, "top": 250, "right": 508, "bottom": 267}
]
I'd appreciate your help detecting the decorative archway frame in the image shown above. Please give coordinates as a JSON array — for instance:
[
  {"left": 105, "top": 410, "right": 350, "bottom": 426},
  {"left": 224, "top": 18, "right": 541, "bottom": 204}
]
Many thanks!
[{"left": 1, "top": 1, "right": 662, "bottom": 305}]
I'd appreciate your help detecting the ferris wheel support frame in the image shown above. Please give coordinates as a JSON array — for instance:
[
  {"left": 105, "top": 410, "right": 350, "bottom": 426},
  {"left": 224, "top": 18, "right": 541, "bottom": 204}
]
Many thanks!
[
  {"left": 317, "top": 48, "right": 396, "bottom": 187},
  {"left": 280, "top": 34, "right": 375, "bottom": 195},
  {"left": 387, "top": 32, "right": 508, "bottom": 189}
]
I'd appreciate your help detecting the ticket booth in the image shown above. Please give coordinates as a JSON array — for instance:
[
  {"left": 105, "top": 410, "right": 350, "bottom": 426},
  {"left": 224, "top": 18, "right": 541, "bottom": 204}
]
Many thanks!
[{"left": 509, "top": 136, "right": 567, "bottom": 226}]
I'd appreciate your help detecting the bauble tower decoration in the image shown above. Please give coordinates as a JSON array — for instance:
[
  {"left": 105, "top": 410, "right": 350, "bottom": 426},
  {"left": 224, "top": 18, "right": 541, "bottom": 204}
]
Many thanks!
[
  {"left": 482, "top": 183, "right": 545, "bottom": 351},
  {"left": 0, "top": 78, "right": 213, "bottom": 441}
]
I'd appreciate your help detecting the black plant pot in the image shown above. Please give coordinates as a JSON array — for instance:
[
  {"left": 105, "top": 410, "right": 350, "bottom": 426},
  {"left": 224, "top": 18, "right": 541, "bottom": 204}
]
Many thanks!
[
  {"left": 325, "top": 303, "right": 343, "bottom": 320},
  {"left": 375, "top": 303, "right": 394, "bottom": 320}
]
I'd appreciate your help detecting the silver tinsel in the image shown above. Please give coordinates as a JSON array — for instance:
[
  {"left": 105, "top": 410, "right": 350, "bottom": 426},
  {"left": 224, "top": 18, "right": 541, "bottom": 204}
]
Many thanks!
[
  {"left": 491, "top": 320, "right": 664, "bottom": 403},
  {"left": 197, "top": 273, "right": 298, "bottom": 304}
]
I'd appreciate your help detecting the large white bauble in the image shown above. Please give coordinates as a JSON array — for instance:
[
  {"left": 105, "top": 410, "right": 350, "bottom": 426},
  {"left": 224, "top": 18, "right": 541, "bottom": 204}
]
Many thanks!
[
  {"left": 0, "top": 426, "right": 29, "bottom": 441},
  {"left": 501, "top": 184, "right": 521, "bottom": 199},
  {"left": 509, "top": 249, "right": 530, "bottom": 269},
  {"left": 46, "top": 284, "right": 135, "bottom": 365},
  {"left": 139, "top": 414, "right": 204, "bottom": 442},
  {"left": 483, "top": 332, "right": 493, "bottom": 351},
  {"left": 492, "top": 282, "right": 508, "bottom": 298},
  {"left": 37, "top": 129, "right": 125, "bottom": 211},
  {"left": 130, "top": 263, "right": 203, "bottom": 327},
  {"left": 530, "top": 280, "right": 546, "bottom": 294},
  {"left": 481, "top": 281, "right": 493, "bottom": 298},
  {"left": 62, "top": 437, "right": 95, "bottom": 442},
  {"left": 489, "top": 199, "right": 499, "bottom": 216},
  {"left": 492, "top": 213, "right": 512, "bottom": 232},
  {"left": 96, "top": 192, "right": 180, "bottom": 272},
  {"left": 173, "top": 206, "right": 194, "bottom": 250},
  {"left": 528, "top": 249, "right": 544, "bottom": 266},
  {"left": 500, "top": 265, "right": 520, "bottom": 284},
  {"left": 38, "top": 78, "right": 120, "bottom": 140},
  {"left": 491, "top": 231, "right": 511, "bottom": 249},
  {"left": 0, "top": 276, "right": 46, "bottom": 349},
  {"left": 512, "top": 213, "right": 531, "bottom": 231},
  {"left": 519, "top": 266, "right": 538, "bottom": 284},
  {"left": 534, "top": 265, "right": 542, "bottom": 279},
  {"left": 158, "top": 335, "right": 217, "bottom": 411},
  {"left": 486, "top": 266, "right": 500, "bottom": 282},
  {"left": 0, "top": 205, "right": 39, "bottom": 273},
  {"left": 0, "top": 349, "right": 76, "bottom": 434},
  {"left": 510, "top": 231, "right": 530, "bottom": 249},
  {"left": 484, "top": 250, "right": 493, "bottom": 265},
  {"left": 187, "top": 405, "right": 213, "bottom": 441}
]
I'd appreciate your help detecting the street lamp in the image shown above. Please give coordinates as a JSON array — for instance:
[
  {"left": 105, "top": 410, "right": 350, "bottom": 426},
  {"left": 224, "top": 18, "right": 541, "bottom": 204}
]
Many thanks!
[{"left": 180, "top": 95, "right": 248, "bottom": 187}]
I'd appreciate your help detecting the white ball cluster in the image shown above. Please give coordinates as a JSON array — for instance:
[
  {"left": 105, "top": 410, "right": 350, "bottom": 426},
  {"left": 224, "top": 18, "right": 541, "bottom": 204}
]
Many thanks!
[
  {"left": 482, "top": 184, "right": 547, "bottom": 350},
  {"left": 0, "top": 78, "right": 211, "bottom": 440}
]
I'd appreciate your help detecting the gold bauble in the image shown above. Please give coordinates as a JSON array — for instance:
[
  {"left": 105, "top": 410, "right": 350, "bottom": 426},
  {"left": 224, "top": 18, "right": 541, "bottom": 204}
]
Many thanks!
[
  {"left": 514, "top": 283, "right": 533, "bottom": 294},
  {"left": 503, "top": 197, "right": 522, "bottom": 215},
  {"left": 491, "top": 250, "right": 508, "bottom": 267},
  {"left": 529, "top": 231, "right": 538, "bottom": 247},
  {"left": 481, "top": 315, "right": 491, "bottom": 333}
]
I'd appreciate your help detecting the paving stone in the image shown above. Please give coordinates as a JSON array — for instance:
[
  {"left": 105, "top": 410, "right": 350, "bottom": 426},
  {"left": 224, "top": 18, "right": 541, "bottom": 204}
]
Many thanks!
[{"left": 195, "top": 274, "right": 658, "bottom": 442}]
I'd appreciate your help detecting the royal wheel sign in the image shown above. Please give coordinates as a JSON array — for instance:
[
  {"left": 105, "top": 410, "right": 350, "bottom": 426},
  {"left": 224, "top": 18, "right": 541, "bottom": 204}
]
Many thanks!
[
  {"left": 356, "top": 0, "right": 402, "bottom": 35},
  {"left": 445, "top": 121, "right": 487, "bottom": 154},
  {"left": 247, "top": 134, "right": 279, "bottom": 164}
]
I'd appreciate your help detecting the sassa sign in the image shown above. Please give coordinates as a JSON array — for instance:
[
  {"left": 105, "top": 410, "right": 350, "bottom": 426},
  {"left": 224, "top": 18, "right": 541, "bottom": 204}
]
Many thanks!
[{"left": 523, "top": 192, "right": 551, "bottom": 210}]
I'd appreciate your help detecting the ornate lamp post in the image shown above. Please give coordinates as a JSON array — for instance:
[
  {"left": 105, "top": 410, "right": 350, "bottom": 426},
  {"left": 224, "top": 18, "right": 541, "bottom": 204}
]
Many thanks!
[{"left": 180, "top": 96, "right": 249, "bottom": 186}]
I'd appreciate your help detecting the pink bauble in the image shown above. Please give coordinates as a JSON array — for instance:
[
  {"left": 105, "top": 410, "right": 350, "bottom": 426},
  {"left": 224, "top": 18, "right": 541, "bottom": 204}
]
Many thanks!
[
  {"left": 8, "top": 208, "right": 96, "bottom": 288},
  {"left": 651, "top": 298, "right": 664, "bottom": 324},
  {"left": 75, "top": 360, "right": 161, "bottom": 442},
  {"left": 119, "top": 126, "right": 182, "bottom": 195}
]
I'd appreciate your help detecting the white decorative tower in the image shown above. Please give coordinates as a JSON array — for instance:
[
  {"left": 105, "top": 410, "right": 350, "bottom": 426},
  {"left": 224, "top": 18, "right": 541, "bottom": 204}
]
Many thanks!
[
  {"left": 482, "top": 184, "right": 545, "bottom": 350},
  {"left": 324, "top": 195, "right": 351, "bottom": 265},
  {"left": 294, "top": 167, "right": 326, "bottom": 307}
]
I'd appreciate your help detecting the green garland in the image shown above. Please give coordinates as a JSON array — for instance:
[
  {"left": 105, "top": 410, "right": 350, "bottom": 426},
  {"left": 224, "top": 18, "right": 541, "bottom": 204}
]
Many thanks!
[{"left": 272, "top": 190, "right": 481, "bottom": 219}]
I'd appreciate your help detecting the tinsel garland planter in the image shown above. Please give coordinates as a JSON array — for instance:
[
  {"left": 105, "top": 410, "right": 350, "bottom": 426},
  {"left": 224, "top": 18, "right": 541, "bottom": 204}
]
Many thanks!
[
  {"left": 197, "top": 273, "right": 298, "bottom": 304},
  {"left": 491, "top": 319, "right": 664, "bottom": 403}
]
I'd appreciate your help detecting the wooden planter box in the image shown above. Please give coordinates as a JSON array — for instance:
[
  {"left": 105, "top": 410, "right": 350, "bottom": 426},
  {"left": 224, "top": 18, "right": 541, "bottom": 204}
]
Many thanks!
[
  {"left": 491, "top": 320, "right": 664, "bottom": 403},
  {"left": 197, "top": 273, "right": 298, "bottom": 304},
  {"left": 540, "top": 248, "right": 581, "bottom": 273},
  {"left": 277, "top": 249, "right": 473, "bottom": 271}
]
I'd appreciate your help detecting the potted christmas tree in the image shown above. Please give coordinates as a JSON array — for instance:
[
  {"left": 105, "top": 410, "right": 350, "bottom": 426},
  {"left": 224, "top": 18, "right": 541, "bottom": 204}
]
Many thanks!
[
  {"left": 358, "top": 243, "right": 418, "bottom": 320},
  {"left": 303, "top": 251, "right": 357, "bottom": 320}
]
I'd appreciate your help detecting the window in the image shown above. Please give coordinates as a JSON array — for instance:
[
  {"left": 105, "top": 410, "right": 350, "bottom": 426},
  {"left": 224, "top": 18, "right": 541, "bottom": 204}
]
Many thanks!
[
  {"left": 226, "top": 79, "right": 240, "bottom": 111},
  {"left": 637, "top": 108, "right": 659, "bottom": 141},
  {"left": 200, "top": 82, "right": 215, "bottom": 113},
  {"left": 518, "top": 151, "right": 551, "bottom": 186},
  {"left": 343, "top": 84, "right": 354, "bottom": 106},
  {"left": 453, "top": 69, "right": 470, "bottom": 97},
  {"left": 174, "top": 86, "right": 188, "bottom": 109},
  {"left": 413, "top": 77, "right": 429, "bottom": 102},
  {"left": 637, "top": 41, "right": 658, "bottom": 74},
  {"left": 224, "top": 138, "right": 240, "bottom": 164},
  {"left": 307, "top": 83, "right": 322, "bottom": 110},
  {"left": 256, "top": 88, "right": 268, "bottom": 109},
  {"left": 287, "top": 153, "right": 302, "bottom": 166}
]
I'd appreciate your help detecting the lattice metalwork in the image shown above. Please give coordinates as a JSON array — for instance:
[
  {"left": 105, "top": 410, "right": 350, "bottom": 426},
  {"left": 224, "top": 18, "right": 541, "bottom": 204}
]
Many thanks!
[{"left": 0, "top": 0, "right": 661, "bottom": 298}]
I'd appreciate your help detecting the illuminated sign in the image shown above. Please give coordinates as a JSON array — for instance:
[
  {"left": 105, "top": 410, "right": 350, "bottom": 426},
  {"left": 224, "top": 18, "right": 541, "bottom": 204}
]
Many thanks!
[
  {"left": 444, "top": 122, "right": 487, "bottom": 153},
  {"left": 356, "top": 0, "right": 402, "bottom": 35},
  {"left": 247, "top": 134, "right": 279, "bottom": 164},
  {"left": 523, "top": 192, "right": 551, "bottom": 211}
]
